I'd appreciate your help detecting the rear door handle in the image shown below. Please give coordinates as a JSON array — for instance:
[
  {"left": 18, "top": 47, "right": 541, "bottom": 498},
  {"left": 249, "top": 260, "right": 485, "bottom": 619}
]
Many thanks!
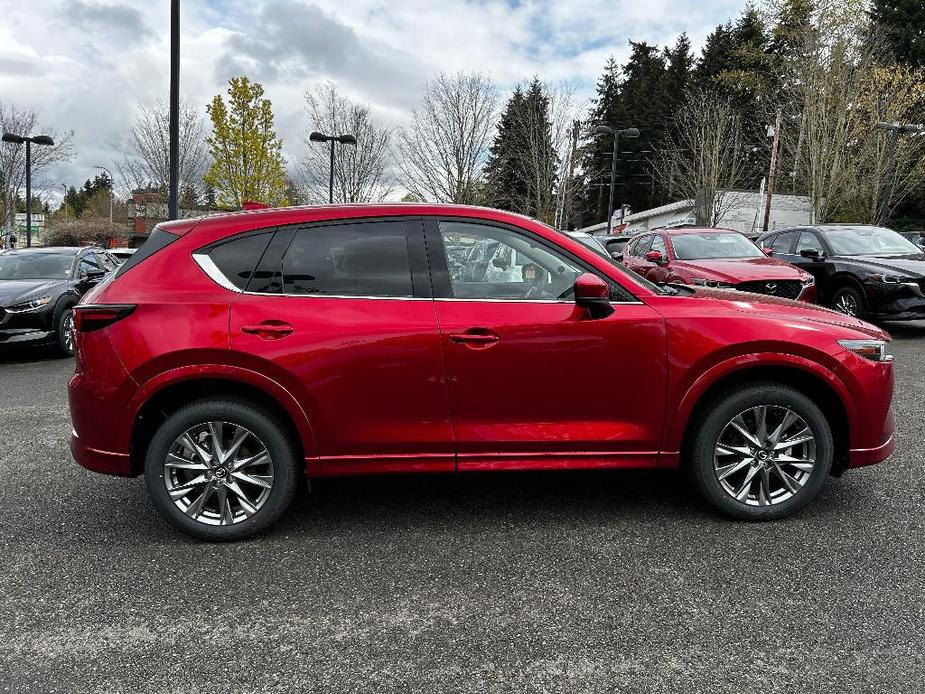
[
  {"left": 448, "top": 330, "right": 500, "bottom": 347},
  {"left": 241, "top": 322, "right": 294, "bottom": 339}
]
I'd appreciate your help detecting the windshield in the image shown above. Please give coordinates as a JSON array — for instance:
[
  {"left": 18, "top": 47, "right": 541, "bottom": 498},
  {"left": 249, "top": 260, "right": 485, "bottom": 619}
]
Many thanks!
[
  {"left": 0, "top": 252, "right": 74, "bottom": 280},
  {"left": 572, "top": 235, "right": 611, "bottom": 258},
  {"left": 671, "top": 232, "right": 764, "bottom": 260},
  {"left": 823, "top": 227, "right": 921, "bottom": 256}
]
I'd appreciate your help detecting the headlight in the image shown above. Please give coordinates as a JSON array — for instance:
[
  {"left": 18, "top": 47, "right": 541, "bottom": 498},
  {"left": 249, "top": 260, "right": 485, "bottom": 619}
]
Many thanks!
[
  {"left": 5, "top": 296, "right": 52, "bottom": 313},
  {"left": 691, "top": 277, "right": 735, "bottom": 289},
  {"left": 838, "top": 339, "right": 892, "bottom": 362},
  {"left": 867, "top": 273, "right": 917, "bottom": 285}
]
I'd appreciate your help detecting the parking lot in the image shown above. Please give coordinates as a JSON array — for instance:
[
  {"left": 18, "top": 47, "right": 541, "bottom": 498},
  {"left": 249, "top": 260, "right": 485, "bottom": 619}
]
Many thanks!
[{"left": 0, "top": 328, "right": 923, "bottom": 694}]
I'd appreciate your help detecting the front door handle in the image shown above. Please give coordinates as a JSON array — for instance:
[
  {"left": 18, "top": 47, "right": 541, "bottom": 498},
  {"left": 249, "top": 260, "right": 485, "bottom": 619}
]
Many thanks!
[
  {"left": 241, "top": 321, "right": 294, "bottom": 339},
  {"left": 448, "top": 330, "right": 500, "bottom": 347}
]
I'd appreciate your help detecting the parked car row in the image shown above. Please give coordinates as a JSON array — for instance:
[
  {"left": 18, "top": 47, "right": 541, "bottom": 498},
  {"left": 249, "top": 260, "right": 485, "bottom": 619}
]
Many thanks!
[{"left": 581, "top": 224, "right": 925, "bottom": 322}]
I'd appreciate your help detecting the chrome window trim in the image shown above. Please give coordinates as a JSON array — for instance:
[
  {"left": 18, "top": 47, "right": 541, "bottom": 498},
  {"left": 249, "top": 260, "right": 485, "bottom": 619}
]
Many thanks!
[{"left": 194, "top": 251, "right": 646, "bottom": 305}]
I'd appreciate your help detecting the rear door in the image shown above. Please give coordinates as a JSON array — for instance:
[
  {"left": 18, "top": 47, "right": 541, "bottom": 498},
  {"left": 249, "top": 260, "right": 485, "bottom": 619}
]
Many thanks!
[{"left": 225, "top": 218, "right": 454, "bottom": 474}]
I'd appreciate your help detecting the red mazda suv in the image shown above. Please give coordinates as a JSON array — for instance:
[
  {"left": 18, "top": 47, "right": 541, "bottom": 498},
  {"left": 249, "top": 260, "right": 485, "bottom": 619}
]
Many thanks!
[
  {"left": 69, "top": 205, "right": 894, "bottom": 540},
  {"left": 621, "top": 227, "right": 817, "bottom": 302}
]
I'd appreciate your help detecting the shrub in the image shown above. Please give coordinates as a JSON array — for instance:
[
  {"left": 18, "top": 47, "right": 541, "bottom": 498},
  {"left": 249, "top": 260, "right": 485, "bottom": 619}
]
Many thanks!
[{"left": 43, "top": 217, "right": 130, "bottom": 248}]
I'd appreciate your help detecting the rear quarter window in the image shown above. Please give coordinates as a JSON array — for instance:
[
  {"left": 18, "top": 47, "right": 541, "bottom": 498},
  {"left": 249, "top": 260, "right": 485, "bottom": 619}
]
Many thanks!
[
  {"left": 207, "top": 232, "right": 273, "bottom": 290},
  {"left": 115, "top": 227, "right": 180, "bottom": 278}
]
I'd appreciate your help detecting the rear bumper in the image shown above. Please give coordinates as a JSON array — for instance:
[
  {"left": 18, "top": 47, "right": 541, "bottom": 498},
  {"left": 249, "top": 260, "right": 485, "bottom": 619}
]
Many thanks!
[
  {"left": 71, "top": 429, "right": 134, "bottom": 477},
  {"left": 848, "top": 434, "right": 894, "bottom": 469}
]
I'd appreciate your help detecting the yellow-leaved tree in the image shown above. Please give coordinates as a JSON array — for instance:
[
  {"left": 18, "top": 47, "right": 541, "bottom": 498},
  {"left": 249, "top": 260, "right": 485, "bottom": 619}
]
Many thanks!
[{"left": 205, "top": 76, "right": 288, "bottom": 208}]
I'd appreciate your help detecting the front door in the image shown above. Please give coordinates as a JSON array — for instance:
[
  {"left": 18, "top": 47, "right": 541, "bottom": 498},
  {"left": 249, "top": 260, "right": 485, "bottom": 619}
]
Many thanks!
[
  {"left": 427, "top": 218, "right": 667, "bottom": 471},
  {"left": 228, "top": 218, "right": 454, "bottom": 474}
]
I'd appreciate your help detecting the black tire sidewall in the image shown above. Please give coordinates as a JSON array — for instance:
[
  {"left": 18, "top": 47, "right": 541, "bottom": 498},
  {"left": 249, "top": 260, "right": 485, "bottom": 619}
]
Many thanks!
[
  {"left": 688, "top": 383, "right": 833, "bottom": 520},
  {"left": 144, "top": 398, "right": 299, "bottom": 541}
]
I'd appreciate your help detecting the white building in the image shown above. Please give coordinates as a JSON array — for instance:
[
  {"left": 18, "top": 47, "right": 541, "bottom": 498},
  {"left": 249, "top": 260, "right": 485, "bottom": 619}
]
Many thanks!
[{"left": 579, "top": 191, "right": 812, "bottom": 236}]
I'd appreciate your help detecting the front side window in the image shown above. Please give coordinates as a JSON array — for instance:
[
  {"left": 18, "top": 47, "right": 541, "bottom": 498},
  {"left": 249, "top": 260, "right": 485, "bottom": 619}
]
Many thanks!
[
  {"left": 439, "top": 221, "right": 584, "bottom": 301},
  {"left": 280, "top": 221, "right": 413, "bottom": 297},
  {"left": 630, "top": 235, "right": 653, "bottom": 257},
  {"left": 650, "top": 235, "right": 667, "bottom": 257},
  {"left": 79, "top": 254, "right": 103, "bottom": 276},
  {"left": 796, "top": 231, "right": 823, "bottom": 254}
]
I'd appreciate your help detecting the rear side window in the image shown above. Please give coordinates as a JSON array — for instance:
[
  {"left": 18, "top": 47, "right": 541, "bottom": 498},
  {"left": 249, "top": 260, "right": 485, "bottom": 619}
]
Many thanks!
[
  {"left": 208, "top": 232, "right": 273, "bottom": 290},
  {"left": 278, "top": 221, "right": 413, "bottom": 297},
  {"left": 115, "top": 227, "right": 179, "bottom": 278}
]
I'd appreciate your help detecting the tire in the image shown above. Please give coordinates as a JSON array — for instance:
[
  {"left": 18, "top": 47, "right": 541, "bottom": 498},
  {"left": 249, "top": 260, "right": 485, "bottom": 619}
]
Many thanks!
[
  {"left": 830, "top": 285, "right": 866, "bottom": 320},
  {"left": 56, "top": 306, "right": 75, "bottom": 357},
  {"left": 144, "top": 398, "right": 299, "bottom": 541},
  {"left": 687, "top": 383, "right": 833, "bottom": 521}
]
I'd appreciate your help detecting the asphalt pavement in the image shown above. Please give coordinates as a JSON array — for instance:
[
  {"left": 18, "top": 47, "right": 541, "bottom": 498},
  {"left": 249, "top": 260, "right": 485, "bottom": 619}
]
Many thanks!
[{"left": 1, "top": 331, "right": 924, "bottom": 693}]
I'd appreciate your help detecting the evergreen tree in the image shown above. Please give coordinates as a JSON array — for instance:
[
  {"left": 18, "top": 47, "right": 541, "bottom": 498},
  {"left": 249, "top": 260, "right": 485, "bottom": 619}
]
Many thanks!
[
  {"left": 870, "top": 0, "right": 925, "bottom": 67},
  {"left": 180, "top": 183, "right": 200, "bottom": 209},
  {"left": 484, "top": 87, "right": 527, "bottom": 211}
]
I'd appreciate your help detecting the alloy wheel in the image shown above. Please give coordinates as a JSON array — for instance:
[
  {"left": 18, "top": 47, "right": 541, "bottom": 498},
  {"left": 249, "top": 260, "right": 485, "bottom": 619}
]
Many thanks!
[
  {"left": 713, "top": 405, "right": 816, "bottom": 507},
  {"left": 833, "top": 292, "right": 860, "bottom": 317},
  {"left": 63, "top": 311, "right": 75, "bottom": 353},
  {"left": 163, "top": 421, "right": 274, "bottom": 525}
]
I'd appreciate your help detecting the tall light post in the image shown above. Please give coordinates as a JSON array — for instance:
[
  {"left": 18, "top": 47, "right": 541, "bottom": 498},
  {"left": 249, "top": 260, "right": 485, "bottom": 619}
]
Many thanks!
[
  {"left": 2, "top": 132, "right": 55, "bottom": 247},
  {"left": 62, "top": 183, "right": 68, "bottom": 222},
  {"left": 874, "top": 122, "right": 925, "bottom": 227},
  {"left": 591, "top": 125, "right": 639, "bottom": 233},
  {"left": 93, "top": 165, "right": 114, "bottom": 223},
  {"left": 168, "top": 0, "right": 180, "bottom": 220},
  {"left": 309, "top": 132, "right": 357, "bottom": 203}
]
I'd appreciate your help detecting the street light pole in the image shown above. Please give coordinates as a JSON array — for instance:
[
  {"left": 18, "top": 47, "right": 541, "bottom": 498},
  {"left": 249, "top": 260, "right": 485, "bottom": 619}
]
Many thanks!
[
  {"left": 309, "top": 131, "right": 357, "bottom": 204},
  {"left": 874, "top": 122, "right": 925, "bottom": 226},
  {"left": 2, "top": 132, "right": 55, "bottom": 248},
  {"left": 93, "top": 165, "right": 114, "bottom": 223},
  {"left": 591, "top": 125, "right": 639, "bottom": 233},
  {"left": 168, "top": 0, "right": 180, "bottom": 220}
]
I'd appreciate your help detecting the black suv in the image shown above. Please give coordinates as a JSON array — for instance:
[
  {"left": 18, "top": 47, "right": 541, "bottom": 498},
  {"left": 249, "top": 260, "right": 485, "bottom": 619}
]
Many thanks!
[
  {"left": 0, "top": 246, "right": 116, "bottom": 355},
  {"left": 757, "top": 225, "right": 925, "bottom": 321}
]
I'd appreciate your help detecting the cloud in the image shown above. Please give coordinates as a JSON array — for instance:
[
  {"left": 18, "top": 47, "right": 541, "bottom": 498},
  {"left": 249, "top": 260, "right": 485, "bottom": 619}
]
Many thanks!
[{"left": 60, "top": 0, "right": 154, "bottom": 40}]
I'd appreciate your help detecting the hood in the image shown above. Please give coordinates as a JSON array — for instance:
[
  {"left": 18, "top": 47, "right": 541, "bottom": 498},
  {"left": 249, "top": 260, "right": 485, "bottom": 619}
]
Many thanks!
[
  {"left": 673, "top": 256, "right": 809, "bottom": 283},
  {"left": 0, "top": 279, "right": 67, "bottom": 307},
  {"left": 834, "top": 253, "right": 925, "bottom": 277},
  {"left": 690, "top": 286, "right": 888, "bottom": 340}
]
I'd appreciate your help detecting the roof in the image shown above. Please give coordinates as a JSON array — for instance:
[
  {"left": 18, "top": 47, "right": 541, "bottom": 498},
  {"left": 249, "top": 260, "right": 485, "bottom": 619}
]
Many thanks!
[{"left": 655, "top": 226, "right": 741, "bottom": 236}]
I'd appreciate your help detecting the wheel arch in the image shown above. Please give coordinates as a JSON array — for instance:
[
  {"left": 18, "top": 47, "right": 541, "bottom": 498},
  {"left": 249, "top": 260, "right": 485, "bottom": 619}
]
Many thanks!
[
  {"left": 124, "top": 367, "right": 317, "bottom": 476},
  {"left": 670, "top": 360, "right": 854, "bottom": 475},
  {"left": 822, "top": 272, "right": 867, "bottom": 305}
]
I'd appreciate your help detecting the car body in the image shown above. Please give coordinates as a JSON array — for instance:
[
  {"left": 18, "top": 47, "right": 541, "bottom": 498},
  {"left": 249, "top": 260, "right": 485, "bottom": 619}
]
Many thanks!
[
  {"left": 69, "top": 204, "right": 894, "bottom": 540},
  {"left": 598, "top": 233, "right": 635, "bottom": 257},
  {"left": 0, "top": 246, "right": 116, "bottom": 355},
  {"left": 622, "top": 227, "right": 817, "bottom": 302},
  {"left": 757, "top": 225, "right": 925, "bottom": 320},
  {"left": 110, "top": 248, "right": 138, "bottom": 264},
  {"left": 897, "top": 231, "right": 925, "bottom": 251}
]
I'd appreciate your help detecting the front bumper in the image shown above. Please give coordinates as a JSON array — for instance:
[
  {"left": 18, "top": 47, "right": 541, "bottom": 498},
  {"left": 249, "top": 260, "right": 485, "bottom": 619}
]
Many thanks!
[
  {"left": 0, "top": 327, "right": 54, "bottom": 346},
  {"left": 0, "top": 304, "right": 56, "bottom": 344},
  {"left": 867, "top": 282, "right": 925, "bottom": 320},
  {"left": 849, "top": 434, "right": 894, "bottom": 468}
]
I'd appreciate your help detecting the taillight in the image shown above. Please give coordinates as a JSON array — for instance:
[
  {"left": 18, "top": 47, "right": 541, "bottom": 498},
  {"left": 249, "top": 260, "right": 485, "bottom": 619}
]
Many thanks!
[{"left": 74, "top": 305, "right": 136, "bottom": 332}]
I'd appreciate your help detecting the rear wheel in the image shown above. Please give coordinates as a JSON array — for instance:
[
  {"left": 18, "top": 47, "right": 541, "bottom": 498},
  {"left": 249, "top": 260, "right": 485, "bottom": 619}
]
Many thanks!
[
  {"left": 144, "top": 398, "right": 299, "bottom": 541},
  {"left": 830, "top": 285, "right": 866, "bottom": 319},
  {"left": 687, "top": 383, "right": 833, "bottom": 520}
]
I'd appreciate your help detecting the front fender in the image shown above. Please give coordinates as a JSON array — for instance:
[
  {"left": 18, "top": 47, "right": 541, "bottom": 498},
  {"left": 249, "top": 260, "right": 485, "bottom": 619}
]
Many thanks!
[{"left": 662, "top": 351, "right": 858, "bottom": 463}]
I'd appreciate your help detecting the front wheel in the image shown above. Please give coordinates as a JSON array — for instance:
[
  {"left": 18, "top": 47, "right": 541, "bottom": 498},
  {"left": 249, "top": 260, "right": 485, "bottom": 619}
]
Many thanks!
[
  {"left": 687, "top": 383, "right": 833, "bottom": 520},
  {"left": 144, "top": 398, "right": 299, "bottom": 541},
  {"left": 56, "top": 307, "right": 75, "bottom": 357},
  {"left": 830, "top": 286, "right": 866, "bottom": 319}
]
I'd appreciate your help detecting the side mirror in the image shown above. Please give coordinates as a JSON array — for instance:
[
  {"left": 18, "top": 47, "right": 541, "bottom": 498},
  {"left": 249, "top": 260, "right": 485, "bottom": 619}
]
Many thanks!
[
  {"left": 83, "top": 269, "right": 106, "bottom": 280},
  {"left": 762, "top": 247, "right": 773, "bottom": 257},
  {"left": 799, "top": 248, "right": 822, "bottom": 259},
  {"left": 574, "top": 273, "right": 613, "bottom": 318},
  {"left": 644, "top": 250, "right": 665, "bottom": 264}
]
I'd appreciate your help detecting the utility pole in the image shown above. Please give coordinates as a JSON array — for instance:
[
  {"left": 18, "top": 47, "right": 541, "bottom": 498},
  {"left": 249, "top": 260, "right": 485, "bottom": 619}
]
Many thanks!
[
  {"left": 168, "top": 0, "right": 180, "bottom": 220},
  {"left": 762, "top": 109, "right": 782, "bottom": 233},
  {"left": 874, "top": 122, "right": 925, "bottom": 226},
  {"left": 564, "top": 119, "right": 580, "bottom": 229}
]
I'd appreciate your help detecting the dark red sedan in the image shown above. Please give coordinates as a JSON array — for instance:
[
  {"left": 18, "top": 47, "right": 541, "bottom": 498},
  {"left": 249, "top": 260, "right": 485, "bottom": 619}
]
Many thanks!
[
  {"left": 69, "top": 205, "right": 893, "bottom": 540},
  {"left": 621, "top": 227, "right": 817, "bottom": 302}
]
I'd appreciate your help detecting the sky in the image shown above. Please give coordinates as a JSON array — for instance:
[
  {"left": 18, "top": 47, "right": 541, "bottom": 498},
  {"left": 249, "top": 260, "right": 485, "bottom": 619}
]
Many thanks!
[{"left": 0, "top": 0, "right": 744, "bottom": 201}]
